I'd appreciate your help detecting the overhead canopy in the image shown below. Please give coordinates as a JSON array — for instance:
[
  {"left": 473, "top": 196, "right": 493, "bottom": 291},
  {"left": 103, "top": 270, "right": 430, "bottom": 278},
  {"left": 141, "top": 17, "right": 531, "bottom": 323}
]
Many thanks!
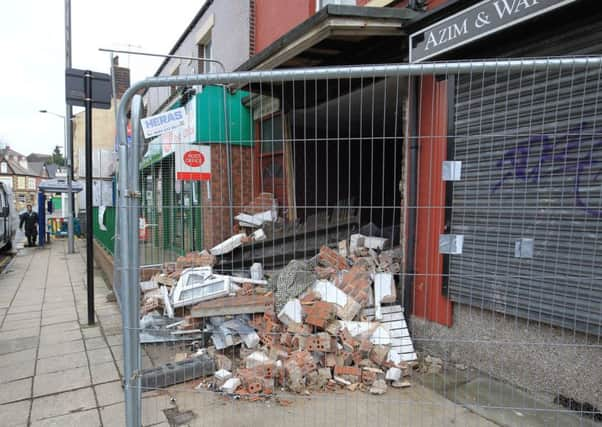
[
  {"left": 237, "top": 4, "right": 419, "bottom": 71},
  {"left": 237, "top": 4, "right": 420, "bottom": 110},
  {"left": 38, "top": 178, "right": 84, "bottom": 193}
]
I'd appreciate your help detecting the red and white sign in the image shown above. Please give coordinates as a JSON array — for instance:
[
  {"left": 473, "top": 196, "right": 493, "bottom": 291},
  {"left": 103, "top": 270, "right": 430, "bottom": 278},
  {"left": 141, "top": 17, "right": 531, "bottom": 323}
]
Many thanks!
[{"left": 175, "top": 144, "right": 211, "bottom": 181}]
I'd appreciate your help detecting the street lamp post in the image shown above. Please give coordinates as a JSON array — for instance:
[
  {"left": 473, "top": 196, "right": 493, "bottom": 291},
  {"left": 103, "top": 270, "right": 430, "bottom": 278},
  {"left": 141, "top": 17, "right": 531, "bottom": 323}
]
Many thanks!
[{"left": 39, "top": 109, "right": 75, "bottom": 253}]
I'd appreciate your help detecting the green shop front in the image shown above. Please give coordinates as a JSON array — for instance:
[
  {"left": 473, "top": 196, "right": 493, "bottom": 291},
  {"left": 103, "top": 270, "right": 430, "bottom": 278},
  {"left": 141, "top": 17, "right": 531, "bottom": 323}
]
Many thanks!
[{"left": 140, "top": 85, "right": 253, "bottom": 264}]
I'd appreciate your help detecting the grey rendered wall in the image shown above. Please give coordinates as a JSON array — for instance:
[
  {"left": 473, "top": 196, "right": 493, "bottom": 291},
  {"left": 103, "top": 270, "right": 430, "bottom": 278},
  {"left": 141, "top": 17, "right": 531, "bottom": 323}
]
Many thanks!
[
  {"left": 411, "top": 305, "right": 602, "bottom": 409},
  {"left": 145, "top": 0, "right": 250, "bottom": 114}
]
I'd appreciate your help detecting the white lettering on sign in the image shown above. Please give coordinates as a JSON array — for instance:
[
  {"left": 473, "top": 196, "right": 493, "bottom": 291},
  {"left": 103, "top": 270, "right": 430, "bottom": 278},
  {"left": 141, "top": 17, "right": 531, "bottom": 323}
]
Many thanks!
[
  {"left": 175, "top": 144, "right": 211, "bottom": 181},
  {"left": 425, "top": 19, "right": 469, "bottom": 51},
  {"left": 141, "top": 107, "right": 186, "bottom": 139},
  {"left": 493, "top": 0, "right": 539, "bottom": 18}
]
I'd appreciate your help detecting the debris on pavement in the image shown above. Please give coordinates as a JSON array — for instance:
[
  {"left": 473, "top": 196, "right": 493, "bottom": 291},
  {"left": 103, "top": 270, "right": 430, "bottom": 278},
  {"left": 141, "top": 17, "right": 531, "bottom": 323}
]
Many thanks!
[{"left": 138, "top": 230, "right": 417, "bottom": 398}]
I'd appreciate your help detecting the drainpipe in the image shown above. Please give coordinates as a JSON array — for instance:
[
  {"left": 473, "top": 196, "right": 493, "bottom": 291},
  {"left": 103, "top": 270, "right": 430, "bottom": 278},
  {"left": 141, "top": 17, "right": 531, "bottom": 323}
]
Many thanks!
[
  {"left": 222, "top": 85, "right": 234, "bottom": 232},
  {"left": 404, "top": 76, "right": 420, "bottom": 329}
]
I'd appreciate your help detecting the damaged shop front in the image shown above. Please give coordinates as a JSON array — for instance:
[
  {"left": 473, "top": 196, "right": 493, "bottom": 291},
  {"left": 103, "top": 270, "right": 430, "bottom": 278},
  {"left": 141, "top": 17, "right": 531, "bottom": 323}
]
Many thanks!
[{"left": 132, "top": 3, "right": 420, "bottom": 405}]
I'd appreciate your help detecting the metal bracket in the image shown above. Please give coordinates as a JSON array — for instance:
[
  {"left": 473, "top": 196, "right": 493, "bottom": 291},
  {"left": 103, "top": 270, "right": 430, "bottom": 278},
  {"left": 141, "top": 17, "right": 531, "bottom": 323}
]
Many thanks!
[
  {"left": 515, "top": 238, "right": 534, "bottom": 258},
  {"left": 442, "top": 161, "right": 462, "bottom": 181},
  {"left": 439, "top": 234, "right": 464, "bottom": 255},
  {"left": 125, "top": 190, "right": 141, "bottom": 199}
]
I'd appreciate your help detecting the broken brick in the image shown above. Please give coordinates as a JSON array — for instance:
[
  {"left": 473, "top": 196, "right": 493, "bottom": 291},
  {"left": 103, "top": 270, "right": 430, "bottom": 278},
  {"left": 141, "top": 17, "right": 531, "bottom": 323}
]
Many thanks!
[
  {"left": 318, "top": 246, "right": 349, "bottom": 271},
  {"left": 304, "top": 301, "right": 335, "bottom": 329},
  {"left": 369, "top": 345, "right": 390, "bottom": 366},
  {"left": 361, "top": 369, "right": 377, "bottom": 386},
  {"left": 338, "top": 328, "right": 359, "bottom": 352},
  {"left": 336, "top": 265, "right": 372, "bottom": 306}
]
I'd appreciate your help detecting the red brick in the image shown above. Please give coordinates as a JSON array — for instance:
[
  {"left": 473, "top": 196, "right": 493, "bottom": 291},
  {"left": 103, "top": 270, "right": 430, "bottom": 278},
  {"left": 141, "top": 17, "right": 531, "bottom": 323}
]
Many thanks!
[
  {"left": 338, "top": 328, "right": 359, "bottom": 352},
  {"left": 336, "top": 265, "right": 372, "bottom": 305},
  {"left": 318, "top": 246, "right": 349, "bottom": 271},
  {"left": 361, "top": 369, "right": 377, "bottom": 385},
  {"left": 325, "top": 353, "right": 337, "bottom": 367},
  {"left": 304, "top": 301, "right": 336, "bottom": 329},
  {"left": 334, "top": 365, "right": 361, "bottom": 378}
]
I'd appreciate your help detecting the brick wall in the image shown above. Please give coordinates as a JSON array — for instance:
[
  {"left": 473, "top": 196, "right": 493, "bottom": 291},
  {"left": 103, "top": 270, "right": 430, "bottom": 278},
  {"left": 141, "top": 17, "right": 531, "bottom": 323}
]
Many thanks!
[
  {"left": 201, "top": 144, "right": 255, "bottom": 248},
  {"left": 114, "top": 65, "right": 131, "bottom": 100}
]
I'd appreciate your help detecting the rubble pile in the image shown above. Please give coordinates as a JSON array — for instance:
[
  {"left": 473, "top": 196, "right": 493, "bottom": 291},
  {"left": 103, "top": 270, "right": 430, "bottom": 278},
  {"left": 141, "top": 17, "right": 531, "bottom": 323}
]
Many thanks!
[{"left": 137, "top": 193, "right": 416, "bottom": 397}]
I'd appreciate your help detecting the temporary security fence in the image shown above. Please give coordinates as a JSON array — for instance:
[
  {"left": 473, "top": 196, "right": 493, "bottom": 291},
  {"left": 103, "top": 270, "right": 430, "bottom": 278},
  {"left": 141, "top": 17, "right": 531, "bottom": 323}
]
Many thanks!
[{"left": 116, "top": 58, "right": 602, "bottom": 427}]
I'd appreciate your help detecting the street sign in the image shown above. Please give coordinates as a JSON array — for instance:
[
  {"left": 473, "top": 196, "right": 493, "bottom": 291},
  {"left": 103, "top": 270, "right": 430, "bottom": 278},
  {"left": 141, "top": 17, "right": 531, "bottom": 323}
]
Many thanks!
[
  {"left": 409, "top": 0, "right": 578, "bottom": 62},
  {"left": 175, "top": 144, "right": 211, "bottom": 181},
  {"left": 65, "top": 68, "right": 112, "bottom": 109},
  {"left": 141, "top": 107, "right": 186, "bottom": 139}
]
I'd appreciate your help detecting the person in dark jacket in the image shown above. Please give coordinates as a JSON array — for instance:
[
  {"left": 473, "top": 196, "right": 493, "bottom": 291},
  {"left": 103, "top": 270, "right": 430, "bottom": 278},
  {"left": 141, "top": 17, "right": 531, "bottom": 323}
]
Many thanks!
[{"left": 19, "top": 204, "right": 38, "bottom": 247}]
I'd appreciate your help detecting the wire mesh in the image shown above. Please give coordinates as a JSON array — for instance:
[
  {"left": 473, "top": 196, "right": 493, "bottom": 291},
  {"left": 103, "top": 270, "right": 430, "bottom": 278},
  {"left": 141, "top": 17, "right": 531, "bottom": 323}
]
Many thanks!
[{"left": 117, "top": 58, "right": 602, "bottom": 427}]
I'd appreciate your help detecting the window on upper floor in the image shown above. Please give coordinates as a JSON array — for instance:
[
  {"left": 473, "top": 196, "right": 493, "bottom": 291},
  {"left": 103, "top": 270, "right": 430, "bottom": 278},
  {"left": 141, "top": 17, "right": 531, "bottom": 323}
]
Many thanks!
[
  {"left": 316, "top": 0, "right": 355, "bottom": 10},
  {"left": 197, "top": 38, "right": 212, "bottom": 74},
  {"left": 28, "top": 177, "right": 36, "bottom": 190},
  {"left": 0, "top": 162, "right": 6, "bottom": 174},
  {"left": 17, "top": 176, "right": 25, "bottom": 189},
  {"left": 170, "top": 66, "right": 180, "bottom": 98}
]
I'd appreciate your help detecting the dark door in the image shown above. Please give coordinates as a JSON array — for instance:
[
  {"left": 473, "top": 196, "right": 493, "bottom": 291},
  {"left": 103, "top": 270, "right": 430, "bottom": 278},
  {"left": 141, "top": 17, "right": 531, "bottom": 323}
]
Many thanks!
[{"left": 256, "top": 115, "right": 287, "bottom": 208}]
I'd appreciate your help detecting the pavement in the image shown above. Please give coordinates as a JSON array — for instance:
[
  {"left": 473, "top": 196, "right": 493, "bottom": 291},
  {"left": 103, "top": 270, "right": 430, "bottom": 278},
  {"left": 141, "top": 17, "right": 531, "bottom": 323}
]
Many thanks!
[
  {"left": 3, "top": 236, "right": 581, "bottom": 426},
  {"left": 0, "top": 236, "right": 169, "bottom": 426}
]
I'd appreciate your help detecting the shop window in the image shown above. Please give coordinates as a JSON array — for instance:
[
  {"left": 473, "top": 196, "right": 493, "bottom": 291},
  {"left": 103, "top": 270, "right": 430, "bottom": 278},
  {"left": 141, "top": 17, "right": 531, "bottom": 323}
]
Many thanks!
[{"left": 316, "top": 0, "right": 355, "bottom": 10}]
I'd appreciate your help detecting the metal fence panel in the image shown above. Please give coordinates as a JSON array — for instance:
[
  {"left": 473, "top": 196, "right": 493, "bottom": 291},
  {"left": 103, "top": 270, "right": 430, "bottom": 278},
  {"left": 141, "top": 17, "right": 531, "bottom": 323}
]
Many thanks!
[{"left": 117, "top": 58, "right": 602, "bottom": 427}]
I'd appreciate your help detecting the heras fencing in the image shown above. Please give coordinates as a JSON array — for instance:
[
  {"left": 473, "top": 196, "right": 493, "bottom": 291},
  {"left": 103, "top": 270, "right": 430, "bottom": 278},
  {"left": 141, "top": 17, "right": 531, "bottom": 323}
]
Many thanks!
[{"left": 115, "top": 58, "right": 602, "bottom": 427}]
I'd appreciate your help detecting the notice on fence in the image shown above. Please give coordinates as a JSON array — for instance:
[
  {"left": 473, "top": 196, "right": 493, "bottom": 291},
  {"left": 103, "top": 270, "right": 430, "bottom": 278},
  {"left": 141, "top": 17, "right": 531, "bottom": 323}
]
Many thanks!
[
  {"left": 141, "top": 107, "right": 186, "bottom": 138},
  {"left": 175, "top": 144, "right": 211, "bottom": 181}
]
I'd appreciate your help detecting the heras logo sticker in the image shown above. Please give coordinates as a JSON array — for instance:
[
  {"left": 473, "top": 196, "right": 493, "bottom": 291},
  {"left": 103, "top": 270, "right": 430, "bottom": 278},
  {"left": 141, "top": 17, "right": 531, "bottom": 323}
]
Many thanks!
[{"left": 183, "top": 150, "right": 205, "bottom": 167}]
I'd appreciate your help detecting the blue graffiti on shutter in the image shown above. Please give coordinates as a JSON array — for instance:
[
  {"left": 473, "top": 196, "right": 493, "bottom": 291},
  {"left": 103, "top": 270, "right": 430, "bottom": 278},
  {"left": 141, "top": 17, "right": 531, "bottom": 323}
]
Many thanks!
[{"left": 491, "top": 122, "right": 602, "bottom": 217}]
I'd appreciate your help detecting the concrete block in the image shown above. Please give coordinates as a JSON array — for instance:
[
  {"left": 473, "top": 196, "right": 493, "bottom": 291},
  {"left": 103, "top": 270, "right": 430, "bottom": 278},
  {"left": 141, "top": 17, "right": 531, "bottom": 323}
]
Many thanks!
[
  {"left": 215, "top": 369, "right": 232, "bottom": 382},
  {"left": 278, "top": 299, "right": 303, "bottom": 326},
  {"left": 220, "top": 377, "right": 241, "bottom": 393},
  {"left": 245, "top": 351, "right": 271, "bottom": 369},
  {"left": 385, "top": 367, "right": 402, "bottom": 382}
]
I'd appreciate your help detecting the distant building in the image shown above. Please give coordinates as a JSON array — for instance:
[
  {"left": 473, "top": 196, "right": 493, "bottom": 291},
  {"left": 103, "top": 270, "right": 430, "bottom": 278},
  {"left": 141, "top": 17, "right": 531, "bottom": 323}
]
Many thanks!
[{"left": 0, "top": 146, "right": 49, "bottom": 212}]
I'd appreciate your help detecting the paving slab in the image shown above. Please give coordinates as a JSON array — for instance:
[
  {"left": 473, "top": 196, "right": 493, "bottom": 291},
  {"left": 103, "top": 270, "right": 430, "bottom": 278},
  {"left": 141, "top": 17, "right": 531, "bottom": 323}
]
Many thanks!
[
  {"left": 87, "top": 347, "right": 114, "bottom": 365},
  {"left": 36, "top": 351, "right": 88, "bottom": 375},
  {"left": 0, "top": 359, "right": 35, "bottom": 384},
  {"left": 2, "top": 311, "right": 42, "bottom": 322},
  {"left": 37, "top": 339, "right": 85, "bottom": 359},
  {"left": 94, "top": 381, "right": 124, "bottom": 407},
  {"left": 0, "top": 328, "right": 40, "bottom": 341},
  {"left": 99, "top": 402, "right": 125, "bottom": 427},
  {"left": 30, "top": 387, "right": 96, "bottom": 423},
  {"left": 0, "top": 399, "right": 31, "bottom": 426},
  {"left": 0, "top": 347, "right": 37, "bottom": 367},
  {"left": 33, "top": 366, "right": 91, "bottom": 397},
  {"left": 90, "top": 361, "right": 120, "bottom": 385},
  {"left": 81, "top": 326, "right": 102, "bottom": 339},
  {"left": 0, "top": 377, "right": 32, "bottom": 404},
  {"left": 30, "top": 408, "right": 101, "bottom": 427}
]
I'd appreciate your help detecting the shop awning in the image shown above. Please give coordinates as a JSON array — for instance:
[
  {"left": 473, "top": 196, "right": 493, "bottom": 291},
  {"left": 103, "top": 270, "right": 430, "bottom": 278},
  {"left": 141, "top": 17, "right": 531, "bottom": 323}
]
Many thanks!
[
  {"left": 38, "top": 178, "right": 84, "bottom": 193},
  {"left": 237, "top": 4, "right": 419, "bottom": 72}
]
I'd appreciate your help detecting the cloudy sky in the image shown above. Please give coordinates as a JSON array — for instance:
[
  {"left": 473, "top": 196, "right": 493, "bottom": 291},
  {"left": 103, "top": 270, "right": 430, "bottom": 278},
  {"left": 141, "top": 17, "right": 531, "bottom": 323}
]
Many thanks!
[{"left": 0, "top": 0, "right": 204, "bottom": 157}]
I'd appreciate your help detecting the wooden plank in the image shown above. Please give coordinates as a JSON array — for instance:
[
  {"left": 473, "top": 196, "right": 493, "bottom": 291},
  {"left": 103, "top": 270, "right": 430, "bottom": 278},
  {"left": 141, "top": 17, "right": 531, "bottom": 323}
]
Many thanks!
[{"left": 190, "top": 294, "right": 274, "bottom": 318}]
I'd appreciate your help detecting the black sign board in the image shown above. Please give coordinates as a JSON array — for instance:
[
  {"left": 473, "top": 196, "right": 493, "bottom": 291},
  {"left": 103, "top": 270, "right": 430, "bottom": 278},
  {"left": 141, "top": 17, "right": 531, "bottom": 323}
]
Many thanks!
[
  {"left": 65, "top": 68, "right": 112, "bottom": 109},
  {"left": 410, "top": 0, "right": 578, "bottom": 62}
]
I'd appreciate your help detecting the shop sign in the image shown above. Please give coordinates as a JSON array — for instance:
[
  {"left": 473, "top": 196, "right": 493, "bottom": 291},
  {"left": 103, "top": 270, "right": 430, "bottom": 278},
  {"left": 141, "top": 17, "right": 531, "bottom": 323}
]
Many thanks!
[
  {"left": 141, "top": 107, "right": 186, "bottom": 138},
  {"left": 175, "top": 144, "right": 211, "bottom": 181},
  {"left": 410, "top": 0, "right": 578, "bottom": 62}
]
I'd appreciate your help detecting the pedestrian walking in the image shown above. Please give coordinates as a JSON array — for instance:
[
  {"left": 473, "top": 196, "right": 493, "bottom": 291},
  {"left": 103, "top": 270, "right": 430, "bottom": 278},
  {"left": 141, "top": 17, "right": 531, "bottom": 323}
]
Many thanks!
[{"left": 19, "top": 204, "right": 39, "bottom": 247}]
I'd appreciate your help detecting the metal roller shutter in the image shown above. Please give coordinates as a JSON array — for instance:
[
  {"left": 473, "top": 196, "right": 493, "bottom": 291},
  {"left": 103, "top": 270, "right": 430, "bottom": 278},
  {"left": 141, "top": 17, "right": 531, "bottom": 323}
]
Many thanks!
[{"left": 448, "top": 22, "right": 602, "bottom": 335}]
